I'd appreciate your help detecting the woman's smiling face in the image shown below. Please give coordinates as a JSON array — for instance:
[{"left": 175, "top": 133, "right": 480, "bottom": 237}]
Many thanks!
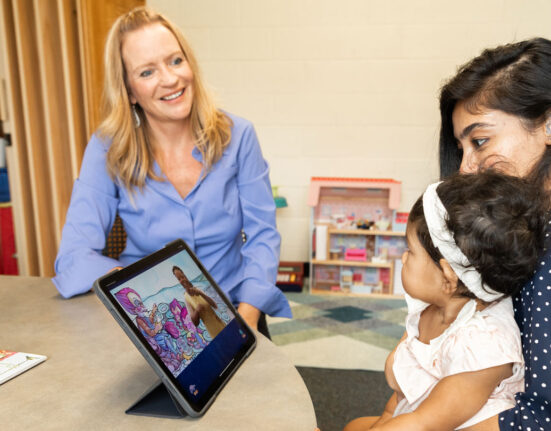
[
  {"left": 452, "top": 100, "right": 549, "bottom": 177},
  {"left": 122, "top": 23, "right": 194, "bottom": 127}
]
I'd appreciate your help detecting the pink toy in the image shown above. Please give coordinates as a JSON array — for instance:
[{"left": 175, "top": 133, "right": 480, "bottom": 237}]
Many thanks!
[{"left": 345, "top": 248, "right": 367, "bottom": 261}]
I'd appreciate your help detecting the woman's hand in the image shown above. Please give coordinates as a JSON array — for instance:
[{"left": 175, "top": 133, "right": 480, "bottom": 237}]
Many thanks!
[
  {"left": 108, "top": 266, "right": 123, "bottom": 273},
  {"left": 237, "top": 302, "right": 261, "bottom": 330},
  {"left": 187, "top": 286, "right": 202, "bottom": 296},
  {"left": 90, "top": 266, "right": 124, "bottom": 293}
]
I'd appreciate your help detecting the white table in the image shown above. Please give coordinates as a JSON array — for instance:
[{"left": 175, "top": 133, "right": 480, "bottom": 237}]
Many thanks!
[{"left": 0, "top": 276, "right": 317, "bottom": 430}]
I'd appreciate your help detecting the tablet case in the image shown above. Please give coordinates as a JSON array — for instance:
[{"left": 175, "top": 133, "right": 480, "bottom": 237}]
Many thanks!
[
  {"left": 126, "top": 380, "right": 187, "bottom": 418},
  {"left": 93, "top": 239, "right": 256, "bottom": 418}
]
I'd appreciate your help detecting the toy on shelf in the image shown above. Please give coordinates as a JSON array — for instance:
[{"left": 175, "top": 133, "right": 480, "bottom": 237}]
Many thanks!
[
  {"left": 340, "top": 269, "right": 353, "bottom": 291},
  {"left": 329, "top": 248, "right": 342, "bottom": 260},
  {"left": 308, "top": 177, "right": 407, "bottom": 296},
  {"left": 392, "top": 212, "right": 409, "bottom": 232},
  {"left": 375, "top": 218, "right": 391, "bottom": 231},
  {"left": 351, "top": 281, "right": 383, "bottom": 295},
  {"left": 356, "top": 219, "right": 375, "bottom": 230},
  {"left": 271, "top": 186, "right": 288, "bottom": 209},
  {"left": 344, "top": 248, "right": 367, "bottom": 261},
  {"left": 276, "top": 261, "right": 304, "bottom": 292}
]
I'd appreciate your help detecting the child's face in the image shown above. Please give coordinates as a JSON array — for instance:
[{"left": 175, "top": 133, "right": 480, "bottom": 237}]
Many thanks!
[{"left": 401, "top": 223, "right": 446, "bottom": 303}]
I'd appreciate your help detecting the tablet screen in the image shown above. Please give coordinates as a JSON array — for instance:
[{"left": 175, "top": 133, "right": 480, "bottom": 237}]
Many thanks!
[{"left": 96, "top": 240, "right": 255, "bottom": 415}]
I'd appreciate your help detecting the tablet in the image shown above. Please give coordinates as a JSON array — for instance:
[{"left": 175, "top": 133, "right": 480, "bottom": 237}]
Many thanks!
[{"left": 93, "top": 239, "right": 256, "bottom": 417}]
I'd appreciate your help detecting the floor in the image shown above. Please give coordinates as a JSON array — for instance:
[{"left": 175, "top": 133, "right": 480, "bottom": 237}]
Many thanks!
[
  {"left": 266, "top": 291, "right": 407, "bottom": 371},
  {"left": 297, "top": 365, "right": 393, "bottom": 431}
]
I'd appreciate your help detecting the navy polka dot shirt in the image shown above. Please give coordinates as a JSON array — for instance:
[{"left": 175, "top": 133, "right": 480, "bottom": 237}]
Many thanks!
[{"left": 499, "top": 223, "right": 551, "bottom": 430}]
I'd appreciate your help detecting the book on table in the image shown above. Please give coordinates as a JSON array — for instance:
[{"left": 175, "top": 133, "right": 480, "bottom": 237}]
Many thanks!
[{"left": 0, "top": 350, "right": 47, "bottom": 384}]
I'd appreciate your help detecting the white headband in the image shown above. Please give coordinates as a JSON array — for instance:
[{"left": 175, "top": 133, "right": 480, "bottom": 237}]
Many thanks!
[{"left": 422, "top": 182, "right": 503, "bottom": 302}]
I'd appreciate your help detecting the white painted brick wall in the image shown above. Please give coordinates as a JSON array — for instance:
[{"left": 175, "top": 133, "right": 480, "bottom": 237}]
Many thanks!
[{"left": 149, "top": 0, "right": 551, "bottom": 261}]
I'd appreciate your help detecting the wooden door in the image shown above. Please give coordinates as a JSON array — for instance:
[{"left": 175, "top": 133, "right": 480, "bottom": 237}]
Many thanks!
[{"left": 0, "top": 0, "right": 143, "bottom": 276}]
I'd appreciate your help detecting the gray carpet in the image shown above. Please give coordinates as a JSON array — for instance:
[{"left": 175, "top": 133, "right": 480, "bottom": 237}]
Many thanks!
[
  {"left": 269, "top": 292, "right": 403, "bottom": 430},
  {"left": 296, "top": 366, "right": 392, "bottom": 431}
]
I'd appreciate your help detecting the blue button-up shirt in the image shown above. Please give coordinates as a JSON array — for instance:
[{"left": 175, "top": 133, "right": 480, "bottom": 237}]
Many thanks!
[{"left": 53, "top": 113, "right": 291, "bottom": 318}]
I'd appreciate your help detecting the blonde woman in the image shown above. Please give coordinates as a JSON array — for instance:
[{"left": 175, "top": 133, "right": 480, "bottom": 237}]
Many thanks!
[{"left": 53, "top": 7, "right": 290, "bottom": 335}]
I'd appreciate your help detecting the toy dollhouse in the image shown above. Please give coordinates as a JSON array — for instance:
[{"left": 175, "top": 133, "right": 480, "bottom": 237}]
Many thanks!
[{"left": 307, "top": 177, "right": 408, "bottom": 296}]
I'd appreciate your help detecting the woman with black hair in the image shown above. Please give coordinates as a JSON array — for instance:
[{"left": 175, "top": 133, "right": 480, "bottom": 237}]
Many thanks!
[
  {"left": 437, "top": 37, "right": 551, "bottom": 431},
  {"left": 342, "top": 38, "right": 551, "bottom": 431}
]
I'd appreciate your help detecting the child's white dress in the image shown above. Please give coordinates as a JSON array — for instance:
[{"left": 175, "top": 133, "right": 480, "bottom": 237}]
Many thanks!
[{"left": 392, "top": 296, "right": 524, "bottom": 429}]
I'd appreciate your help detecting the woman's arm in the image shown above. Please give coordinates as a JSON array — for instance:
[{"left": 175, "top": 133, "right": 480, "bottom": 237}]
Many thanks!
[
  {"left": 194, "top": 288, "right": 218, "bottom": 308},
  {"left": 499, "top": 275, "right": 551, "bottom": 430},
  {"left": 53, "top": 135, "right": 122, "bottom": 298},
  {"left": 233, "top": 119, "right": 291, "bottom": 319},
  {"left": 188, "top": 285, "right": 218, "bottom": 307},
  {"left": 237, "top": 302, "right": 261, "bottom": 330},
  {"left": 185, "top": 301, "right": 201, "bottom": 327},
  {"left": 370, "top": 363, "right": 513, "bottom": 431}
]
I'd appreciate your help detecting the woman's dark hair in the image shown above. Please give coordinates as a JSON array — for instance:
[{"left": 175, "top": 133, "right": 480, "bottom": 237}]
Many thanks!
[
  {"left": 172, "top": 265, "right": 182, "bottom": 274},
  {"left": 439, "top": 37, "right": 551, "bottom": 189},
  {"left": 409, "top": 171, "right": 548, "bottom": 299},
  {"left": 172, "top": 265, "right": 192, "bottom": 288}
]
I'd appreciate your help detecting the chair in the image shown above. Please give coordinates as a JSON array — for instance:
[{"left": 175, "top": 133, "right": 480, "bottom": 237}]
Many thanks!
[{"left": 102, "top": 214, "right": 127, "bottom": 259}]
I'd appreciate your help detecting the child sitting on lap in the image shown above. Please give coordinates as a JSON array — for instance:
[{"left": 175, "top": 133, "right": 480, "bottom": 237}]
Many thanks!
[{"left": 344, "top": 171, "right": 548, "bottom": 431}]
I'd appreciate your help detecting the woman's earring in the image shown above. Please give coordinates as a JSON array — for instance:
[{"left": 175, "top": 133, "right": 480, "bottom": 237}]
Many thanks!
[{"left": 132, "top": 104, "right": 141, "bottom": 128}]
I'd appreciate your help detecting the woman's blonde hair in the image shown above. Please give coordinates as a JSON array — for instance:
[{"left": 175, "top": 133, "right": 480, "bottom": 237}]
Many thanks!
[{"left": 98, "top": 7, "right": 232, "bottom": 191}]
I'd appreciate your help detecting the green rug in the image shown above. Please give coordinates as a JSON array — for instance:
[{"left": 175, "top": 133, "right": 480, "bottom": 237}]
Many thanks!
[{"left": 267, "top": 292, "right": 407, "bottom": 371}]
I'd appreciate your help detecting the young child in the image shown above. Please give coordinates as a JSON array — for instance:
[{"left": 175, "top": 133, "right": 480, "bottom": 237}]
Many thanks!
[{"left": 344, "top": 171, "right": 548, "bottom": 431}]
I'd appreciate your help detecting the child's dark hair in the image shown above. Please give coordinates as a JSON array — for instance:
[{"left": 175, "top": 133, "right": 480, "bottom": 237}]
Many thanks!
[{"left": 409, "top": 170, "right": 548, "bottom": 299}]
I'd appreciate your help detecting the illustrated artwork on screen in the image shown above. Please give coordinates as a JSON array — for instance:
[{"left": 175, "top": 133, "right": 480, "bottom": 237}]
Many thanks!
[{"left": 111, "top": 252, "right": 234, "bottom": 378}]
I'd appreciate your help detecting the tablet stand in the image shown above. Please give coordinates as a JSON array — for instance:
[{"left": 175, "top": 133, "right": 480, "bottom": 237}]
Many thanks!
[{"left": 126, "top": 380, "right": 188, "bottom": 418}]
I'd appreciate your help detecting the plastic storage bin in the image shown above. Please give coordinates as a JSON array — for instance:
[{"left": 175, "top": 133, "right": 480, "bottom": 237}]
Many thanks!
[{"left": 0, "top": 168, "right": 10, "bottom": 202}]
